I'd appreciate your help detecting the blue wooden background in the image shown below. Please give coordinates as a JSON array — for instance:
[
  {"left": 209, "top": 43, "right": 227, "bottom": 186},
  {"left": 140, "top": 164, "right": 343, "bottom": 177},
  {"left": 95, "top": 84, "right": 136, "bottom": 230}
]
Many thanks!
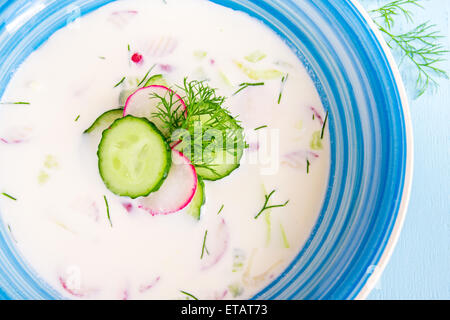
[{"left": 359, "top": 0, "right": 449, "bottom": 300}]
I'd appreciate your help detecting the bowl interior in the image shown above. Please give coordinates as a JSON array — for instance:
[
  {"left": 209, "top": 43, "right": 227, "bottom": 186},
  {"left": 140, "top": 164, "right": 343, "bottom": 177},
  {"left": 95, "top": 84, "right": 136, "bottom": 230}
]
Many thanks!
[{"left": 0, "top": 0, "right": 411, "bottom": 300}]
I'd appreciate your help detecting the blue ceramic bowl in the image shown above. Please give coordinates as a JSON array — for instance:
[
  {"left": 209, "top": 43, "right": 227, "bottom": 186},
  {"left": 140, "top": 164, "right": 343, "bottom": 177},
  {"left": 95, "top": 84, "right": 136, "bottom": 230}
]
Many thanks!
[{"left": 0, "top": 0, "right": 413, "bottom": 300}]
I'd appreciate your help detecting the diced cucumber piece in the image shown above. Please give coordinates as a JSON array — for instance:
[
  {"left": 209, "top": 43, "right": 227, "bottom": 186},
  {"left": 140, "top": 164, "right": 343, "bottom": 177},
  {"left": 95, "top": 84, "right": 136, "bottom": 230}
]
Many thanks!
[
  {"left": 98, "top": 116, "right": 171, "bottom": 199},
  {"left": 84, "top": 108, "right": 124, "bottom": 134},
  {"left": 186, "top": 177, "right": 205, "bottom": 220}
]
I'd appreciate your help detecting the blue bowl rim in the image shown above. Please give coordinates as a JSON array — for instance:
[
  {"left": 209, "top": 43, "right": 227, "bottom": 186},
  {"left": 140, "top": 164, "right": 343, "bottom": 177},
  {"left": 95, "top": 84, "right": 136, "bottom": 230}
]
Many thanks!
[{"left": 348, "top": 0, "right": 414, "bottom": 300}]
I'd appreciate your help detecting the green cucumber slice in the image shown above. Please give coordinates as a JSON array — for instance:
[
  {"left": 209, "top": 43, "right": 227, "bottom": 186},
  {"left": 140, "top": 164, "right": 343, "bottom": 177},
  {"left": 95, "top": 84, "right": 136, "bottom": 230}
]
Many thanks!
[
  {"left": 186, "top": 177, "right": 205, "bottom": 220},
  {"left": 98, "top": 115, "right": 171, "bottom": 198},
  {"left": 185, "top": 113, "right": 245, "bottom": 181},
  {"left": 84, "top": 108, "right": 124, "bottom": 134}
]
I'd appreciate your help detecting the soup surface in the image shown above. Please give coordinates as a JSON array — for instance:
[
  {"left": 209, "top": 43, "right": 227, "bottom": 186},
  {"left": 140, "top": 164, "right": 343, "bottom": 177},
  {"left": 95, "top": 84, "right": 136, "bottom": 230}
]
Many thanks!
[{"left": 0, "top": 0, "right": 330, "bottom": 299}]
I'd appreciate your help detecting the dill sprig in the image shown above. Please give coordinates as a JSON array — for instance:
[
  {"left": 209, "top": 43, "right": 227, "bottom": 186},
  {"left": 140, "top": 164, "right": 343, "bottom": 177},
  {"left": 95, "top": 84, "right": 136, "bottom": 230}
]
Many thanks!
[
  {"left": 254, "top": 190, "right": 289, "bottom": 220},
  {"left": 200, "top": 230, "right": 209, "bottom": 259},
  {"left": 233, "top": 82, "right": 265, "bottom": 96},
  {"left": 217, "top": 204, "right": 225, "bottom": 215},
  {"left": 104, "top": 195, "right": 112, "bottom": 227},
  {"left": 180, "top": 290, "right": 199, "bottom": 300},
  {"left": 155, "top": 79, "right": 245, "bottom": 175},
  {"left": 255, "top": 125, "right": 268, "bottom": 131},
  {"left": 370, "top": 0, "right": 449, "bottom": 97},
  {"left": 0, "top": 102, "right": 30, "bottom": 105},
  {"left": 278, "top": 74, "right": 289, "bottom": 104},
  {"left": 320, "top": 111, "right": 329, "bottom": 139},
  {"left": 114, "top": 76, "right": 126, "bottom": 88},
  {"left": 2, "top": 193, "right": 17, "bottom": 201},
  {"left": 137, "top": 64, "right": 157, "bottom": 87}
]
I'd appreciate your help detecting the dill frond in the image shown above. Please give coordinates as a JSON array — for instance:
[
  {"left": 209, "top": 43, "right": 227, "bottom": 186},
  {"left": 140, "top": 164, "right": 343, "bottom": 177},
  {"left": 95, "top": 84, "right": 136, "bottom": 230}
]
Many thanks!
[{"left": 370, "top": 0, "right": 449, "bottom": 97}]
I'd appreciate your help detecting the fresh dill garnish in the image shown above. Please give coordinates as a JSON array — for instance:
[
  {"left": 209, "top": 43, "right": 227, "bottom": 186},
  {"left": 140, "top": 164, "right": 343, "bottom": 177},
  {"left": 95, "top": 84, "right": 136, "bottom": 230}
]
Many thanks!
[
  {"left": 254, "top": 190, "right": 289, "bottom": 220},
  {"left": 312, "top": 114, "right": 315, "bottom": 120},
  {"left": 104, "top": 195, "right": 112, "bottom": 227},
  {"left": 278, "top": 74, "right": 289, "bottom": 104},
  {"left": 254, "top": 125, "right": 268, "bottom": 131},
  {"left": 137, "top": 64, "right": 157, "bottom": 87},
  {"left": 2, "top": 193, "right": 17, "bottom": 201},
  {"left": 74, "top": 115, "right": 80, "bottom": 122},
  {"left": 0, "top": 102, "right": 30, "bottom": 105},
  {"left": 98, "top": 56, "right": 106, "bottom": 60},
  {"left": 180, "top": 290, "right": 199, "bottom": 300},
  {"left": 153, "top": 79, "right": 245, "bottom": 176},
  {"left": 127, "top": 44, "right": 131, "bottom": 52},
  {"left": 306, "top": 159, "right": 311, "bottom": 174},
  {"left": 201, "top": 230, "right": 209, "bottom": 259},
  {"left": 370, "top": 0, "right": 449, "bottom": 96},
  {"left": 320, "top": 111, "right": 329, "bottom": 139},
  {"left": 114, "top": 77, "right": 126, "bottom": 88},
  {"left": 217, "top": 204, "right": 225, "bottom": 215},
  {"left": 233, "top": 82, "right": 265, "bottom": 96}
]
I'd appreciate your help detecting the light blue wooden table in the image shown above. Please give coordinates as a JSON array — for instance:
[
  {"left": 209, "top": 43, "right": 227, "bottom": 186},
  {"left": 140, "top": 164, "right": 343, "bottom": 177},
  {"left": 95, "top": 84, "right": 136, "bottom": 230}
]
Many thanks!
[{"left": 358, "top": 0, "right": 449, "bottom": 300}]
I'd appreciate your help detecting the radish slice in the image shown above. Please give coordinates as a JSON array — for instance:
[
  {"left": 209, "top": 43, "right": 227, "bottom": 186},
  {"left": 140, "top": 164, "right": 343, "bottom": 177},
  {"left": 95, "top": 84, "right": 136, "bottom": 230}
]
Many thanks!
[
  {"left": 123, "top": 85, "right": 186, "bottom": 137},
  {"left": 138, "top": 150, "right": 197, "bottom": 216},
  {"left": 0, "top": 126, "right": 33, "bottom": 144}
]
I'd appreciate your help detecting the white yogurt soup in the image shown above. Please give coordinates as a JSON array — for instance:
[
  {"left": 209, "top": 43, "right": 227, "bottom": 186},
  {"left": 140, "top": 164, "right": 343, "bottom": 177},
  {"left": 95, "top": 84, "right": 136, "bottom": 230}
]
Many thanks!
[{"left": 0, "top": 0, "right": 330, "bottom": 300}]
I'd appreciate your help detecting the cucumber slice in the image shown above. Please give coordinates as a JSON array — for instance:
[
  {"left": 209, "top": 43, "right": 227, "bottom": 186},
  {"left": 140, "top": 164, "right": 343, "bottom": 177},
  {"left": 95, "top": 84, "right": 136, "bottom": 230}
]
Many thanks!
[
  {"left": 196, "top": 147, "right": 243, "bottom": 181},
  {"left": 98, "top": 115, "right": 171, "bottom": 199},
  {"left": 84, "top": 108, "right": 124, "bottom": 134},
  {"left": 186, "top": 177, "right": 205, "bottom": 220},
  {"left": 179, "top": 112, "right": 245, "bottom": 181}
]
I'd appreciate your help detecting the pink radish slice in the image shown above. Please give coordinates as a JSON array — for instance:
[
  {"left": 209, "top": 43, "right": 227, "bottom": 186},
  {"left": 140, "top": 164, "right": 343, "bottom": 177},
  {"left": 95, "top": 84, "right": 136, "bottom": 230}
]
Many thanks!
[
  {"left": 138, "top": 149, "right": 197, "bottom": 216},
  {"left": 123, "top": 85, "right": 186, "bottom": 137},
  {"left": 59, "top": 276, "right": 84, "bottom": 298},
  {"left": 201, "top": 218, "right": 229, "bottom": 271},
  {"left": 108, "top": 10, "right": 138, "bottom": 28},
  {"left": 0, "top": 126, "right": 33, "bottom": 144}
]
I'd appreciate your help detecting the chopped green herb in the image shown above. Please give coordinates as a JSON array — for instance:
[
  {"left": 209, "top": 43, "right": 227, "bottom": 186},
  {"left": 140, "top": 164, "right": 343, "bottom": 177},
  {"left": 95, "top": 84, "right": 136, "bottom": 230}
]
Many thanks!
[
  {"left": 74, "top": 115, "right": 80, "bottom": 122},
  {"left": 0, "top": 102, "right": 30, "bottom": 105},
  {"left": 2, "top": 193, "right": 17, "bottom": 201},
  {"left": 254, "top": 125, "right": 268, "bottom": 131},
  {"left": 201, "top": 230, "right": 209, "bottom": 259},
  {"left": 137, "top": 64, "right": 157, "bottom": 87},
  {"left": 217, "top": 204, "right": 225, "bottom": 215},
  {"left": 306, "top": 159, "right": 311, "bottom": 174},
  {"left": 320, "top": 111, "right": 329, "bottom": 139},
  {"left": 233, "top": 82, "right": 265, "bottom": 96},
  {"left": 255, "top": 190, "right": 289, "bottom": 220},
  {"left": 98, "top": 56, "right": 106, "bottom": 60},
  {"left": 127, "top": 44, "right": 131, "bottom": 52},
  {"left": 104, "top": 195, "right": 112, "bottom": 227},
  {"left": 180, "top": 290, "right": 199, "bottom": 300},
  {"left": 114, "top": 77, "right": 126, "bottom": 88},
  {"left": 278, "top": 74, "right": 289, "bottom": 104}
]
